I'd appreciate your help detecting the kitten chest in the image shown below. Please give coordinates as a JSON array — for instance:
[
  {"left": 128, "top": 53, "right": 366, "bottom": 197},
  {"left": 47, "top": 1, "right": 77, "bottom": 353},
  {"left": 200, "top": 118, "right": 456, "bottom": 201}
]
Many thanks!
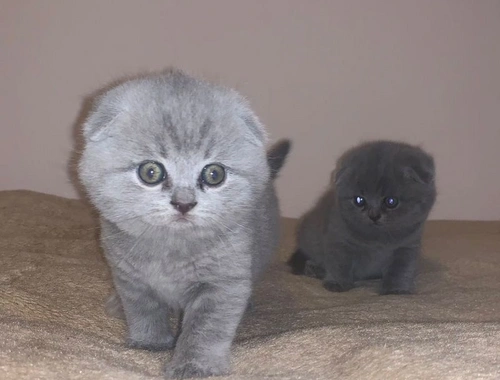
[
  {"left": 351, "top": 244, "right": 395, "bottom": 280},
  {"left": 138, "top": 244, "right": 250, "bottom": 309}
]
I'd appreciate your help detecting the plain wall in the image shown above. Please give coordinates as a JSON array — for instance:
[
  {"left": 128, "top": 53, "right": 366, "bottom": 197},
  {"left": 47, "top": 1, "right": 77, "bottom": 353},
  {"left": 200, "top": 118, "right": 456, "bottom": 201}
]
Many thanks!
[{"left": 1, "top": 0, "right": 499, "bottom": 220}]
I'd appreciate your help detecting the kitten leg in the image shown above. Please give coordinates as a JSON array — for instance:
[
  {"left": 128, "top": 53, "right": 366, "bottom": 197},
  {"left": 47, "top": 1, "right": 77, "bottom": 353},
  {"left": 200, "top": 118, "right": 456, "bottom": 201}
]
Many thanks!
[
  {"left": 380, "top": 246, "right": 419, "bottom": 295},
  {"left": 165, "top": 281, "right": 251, "bottom": 379},
  {"left": 322, "top": 244, "right": 354, "bottom": 292},
  {"left": 104, "top": 291, "right": 125, "bottom": 319},
  {"left": 114, "top": 277, "right": 175, "bottom": 351}
]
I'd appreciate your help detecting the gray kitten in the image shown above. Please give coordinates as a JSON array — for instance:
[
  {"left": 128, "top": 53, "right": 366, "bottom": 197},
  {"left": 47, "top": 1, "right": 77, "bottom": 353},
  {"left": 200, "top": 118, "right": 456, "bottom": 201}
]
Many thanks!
[
  {"left": 289, "top": 140, "right": 436, "bottom": 295},
  {"left": 78, "top": 69, "right": 290, "bottom": 379}
]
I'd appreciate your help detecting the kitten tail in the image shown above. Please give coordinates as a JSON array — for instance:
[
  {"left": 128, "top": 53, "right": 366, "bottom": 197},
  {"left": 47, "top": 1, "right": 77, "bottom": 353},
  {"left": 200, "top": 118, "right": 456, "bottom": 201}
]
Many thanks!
[
  {"left": 267, "top": 139, "right": 291, "bottom": 179},
  {"left": 287, "top": 249, "right": 308, "bottom": 275}
]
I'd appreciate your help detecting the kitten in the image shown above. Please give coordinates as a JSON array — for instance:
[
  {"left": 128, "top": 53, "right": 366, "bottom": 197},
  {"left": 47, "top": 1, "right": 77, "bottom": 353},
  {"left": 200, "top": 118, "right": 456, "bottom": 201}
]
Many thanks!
[
  {"left": 288, "top": 140, "right": 436, "bottom": 295},
  {"left": 78, "top": 69, "right": 290, "bottom": 379}
]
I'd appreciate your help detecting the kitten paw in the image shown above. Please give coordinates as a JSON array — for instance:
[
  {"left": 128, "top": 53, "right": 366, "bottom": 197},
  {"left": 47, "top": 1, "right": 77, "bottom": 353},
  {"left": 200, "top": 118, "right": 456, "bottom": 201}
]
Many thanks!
[
  {"left": 127, "top": 335, "right": 176, "bottom": 351},
  {"left": 323, "top": 280, "right": 353, "bottom": 292},
  {"left": 164, "top": 360, "right": 228, "bottom": 379}
]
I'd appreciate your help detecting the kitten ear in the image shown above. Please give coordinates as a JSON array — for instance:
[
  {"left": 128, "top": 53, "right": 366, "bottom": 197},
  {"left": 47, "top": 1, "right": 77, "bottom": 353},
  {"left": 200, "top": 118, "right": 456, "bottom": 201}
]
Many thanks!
[
  {"left": 82, "top": 88, "right": 130, "bottom": 142},
  {"left": 403, "top": 154, "right": 435, "bottom": 184},
  {"left": 83, "top": 108, "right": 126, "bottom": 142},
  {"left": 235, "top": 99, "right": 267, "bottom": 147},
  {"left": 333, "top": 166, "right": 351, "bottom": 185}
]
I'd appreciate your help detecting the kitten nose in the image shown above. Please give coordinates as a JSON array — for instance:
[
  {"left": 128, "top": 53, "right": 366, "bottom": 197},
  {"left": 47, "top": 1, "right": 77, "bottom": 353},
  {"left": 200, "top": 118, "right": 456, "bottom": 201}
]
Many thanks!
[
  {"left": 369, "top": 212, "right": 381, "bottom": 222},
  {"left": 170, "top": 201, "right": 197, "bottom": 215}
]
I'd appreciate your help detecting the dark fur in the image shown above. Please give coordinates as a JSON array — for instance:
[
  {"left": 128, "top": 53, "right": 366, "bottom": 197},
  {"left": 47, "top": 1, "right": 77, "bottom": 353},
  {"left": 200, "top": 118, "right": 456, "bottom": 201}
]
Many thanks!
[
  {"left": 289, "top": 140, "right": 436, "bottom": 295},
  {"left": 267, "top": 139, "right": 291, "bottom": 179}
]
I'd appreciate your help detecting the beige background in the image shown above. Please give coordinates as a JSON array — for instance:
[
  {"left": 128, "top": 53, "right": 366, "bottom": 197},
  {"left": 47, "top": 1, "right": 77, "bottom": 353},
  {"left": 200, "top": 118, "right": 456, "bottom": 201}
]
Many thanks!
[{"left": 1, "top": 1, "right": 499, "bottom": 220}]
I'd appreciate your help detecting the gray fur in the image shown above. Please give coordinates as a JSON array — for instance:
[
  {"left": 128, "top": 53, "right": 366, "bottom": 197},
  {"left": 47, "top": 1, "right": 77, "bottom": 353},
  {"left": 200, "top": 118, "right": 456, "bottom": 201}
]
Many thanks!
[
  {"left": 267, "top": 139, "right": 291, "bottom": 179},
  {"left": 289, "top": 140, "right": 436, "bottom": 295},
  {"left": 78, "top": 69, "right": 290, "bottom": 379}
]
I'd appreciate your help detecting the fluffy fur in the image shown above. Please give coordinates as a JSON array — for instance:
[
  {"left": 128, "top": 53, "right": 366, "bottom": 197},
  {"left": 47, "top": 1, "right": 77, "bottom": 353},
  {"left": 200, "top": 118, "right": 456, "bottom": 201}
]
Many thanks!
[
  {"left": 78, "top": 69, "right": 290, "bottom": 379},
  {"left": 289, "top": 140, "right": 436, "bottom": 295}
]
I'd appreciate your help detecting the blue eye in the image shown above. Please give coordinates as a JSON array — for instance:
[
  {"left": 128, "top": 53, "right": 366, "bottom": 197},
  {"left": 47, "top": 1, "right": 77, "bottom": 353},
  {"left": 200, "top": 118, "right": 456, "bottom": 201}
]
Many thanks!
[
  {"left": 353, "top": 196, "right": 366, "bottom": 207},
  {"left": 384, "top": 197, "right": 399, "bottom": 209}
]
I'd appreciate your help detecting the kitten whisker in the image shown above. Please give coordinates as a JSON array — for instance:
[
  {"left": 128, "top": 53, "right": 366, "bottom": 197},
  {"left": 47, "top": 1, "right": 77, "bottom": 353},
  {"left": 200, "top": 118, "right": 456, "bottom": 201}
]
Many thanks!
[
  {"left": 208, "top": 211, "right": 252, "bottom": 233},
  {"left": 111, "top": 224, "right": 153, "bottom": 270}
]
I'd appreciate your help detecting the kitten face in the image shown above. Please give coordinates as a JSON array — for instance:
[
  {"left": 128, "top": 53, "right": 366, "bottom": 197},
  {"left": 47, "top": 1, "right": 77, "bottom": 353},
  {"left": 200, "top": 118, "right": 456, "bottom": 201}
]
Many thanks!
[
  {"left": 79, "top": 70, "right": 269, "bottom": 236},
  {"left": 335, "top": 141, "right": 436, "bottom": 234},
  {"left": 338, "top": 174, "right": 424, "bottom": 228}
]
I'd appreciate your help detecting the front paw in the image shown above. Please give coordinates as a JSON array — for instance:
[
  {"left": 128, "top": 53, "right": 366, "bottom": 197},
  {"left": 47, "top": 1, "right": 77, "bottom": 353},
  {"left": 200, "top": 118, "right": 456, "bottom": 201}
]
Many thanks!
[
  {"left": 164, "top": 359, "right": 229, "bottom": 379},
  {"left": 323, "top": 280, "right": 353, "bottom": 292},
  {"left": 127, "top": 335, "right": 176, "bottom": 351}
]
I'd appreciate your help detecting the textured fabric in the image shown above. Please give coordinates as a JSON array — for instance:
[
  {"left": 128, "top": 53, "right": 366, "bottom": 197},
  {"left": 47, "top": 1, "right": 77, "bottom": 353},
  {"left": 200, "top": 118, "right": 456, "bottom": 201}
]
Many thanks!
[{"left": 1, "top": 190, "right": 499, "bottom": 379}]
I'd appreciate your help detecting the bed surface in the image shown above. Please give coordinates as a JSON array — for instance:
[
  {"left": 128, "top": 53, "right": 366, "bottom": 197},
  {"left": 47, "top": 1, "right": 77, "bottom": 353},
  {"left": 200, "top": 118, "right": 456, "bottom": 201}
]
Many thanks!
[{"left": 1, "top": 190, "right": 499, "bottom": 379}]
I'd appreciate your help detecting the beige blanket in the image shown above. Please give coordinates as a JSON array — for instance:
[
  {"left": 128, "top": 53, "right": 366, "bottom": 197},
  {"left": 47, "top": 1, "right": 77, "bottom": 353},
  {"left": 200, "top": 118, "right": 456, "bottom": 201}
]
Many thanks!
[{"left": 1, "top": 190, "right": 499, "bottom": 379}]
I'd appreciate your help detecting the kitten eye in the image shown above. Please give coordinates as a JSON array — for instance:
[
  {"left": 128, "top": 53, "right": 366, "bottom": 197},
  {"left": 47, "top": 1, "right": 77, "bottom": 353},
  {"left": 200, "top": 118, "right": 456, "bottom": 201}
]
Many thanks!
[
  {"left": 138, "top": 161, "right": 166, "bottom": 185},
  {"left": 201, "top": 163, "right": 226, "bottom": 187},
  {"left": 353, "top": 196, "right": 366, "bottom": 207},
  {"left": 384, "top": 197, "right": 399, "bottom": 209}
]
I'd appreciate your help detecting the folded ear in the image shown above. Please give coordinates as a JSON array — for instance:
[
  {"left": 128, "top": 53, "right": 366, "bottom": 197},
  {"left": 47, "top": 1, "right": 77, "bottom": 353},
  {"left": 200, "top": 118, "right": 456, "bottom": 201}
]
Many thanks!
[
  {"left": 234, "top": 96, "right": 267, "bottom": 147},
  {"left": 333, "top": 166, "right": 352, "bottom": 185},
  {"left": 83, "top": 106, "right": 126, "bottom": 142},
  {"left": 82, "top": 82, "right": 133, "bottom": 142},
  {"left": 403, "top": 154, "right": 435, "bottom": 184}
]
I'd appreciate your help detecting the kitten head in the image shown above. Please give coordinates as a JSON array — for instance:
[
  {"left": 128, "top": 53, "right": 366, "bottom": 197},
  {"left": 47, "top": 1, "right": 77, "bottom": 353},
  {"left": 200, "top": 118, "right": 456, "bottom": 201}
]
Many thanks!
[
  {"left": 78, "top": 69, "right": 278, "bottom": 236},
  {"left": 334, "top": 140, "right": 436, "bottom": 234}
]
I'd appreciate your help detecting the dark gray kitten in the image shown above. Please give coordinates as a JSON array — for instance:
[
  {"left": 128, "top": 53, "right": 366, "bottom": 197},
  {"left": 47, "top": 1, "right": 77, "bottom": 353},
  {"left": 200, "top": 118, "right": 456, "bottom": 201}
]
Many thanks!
[
  {"left": 78, "top": 69, "right": 290, "bottom": 379},
  {"left": 288, "top": 140, "right": 436, "bottom": 295}
]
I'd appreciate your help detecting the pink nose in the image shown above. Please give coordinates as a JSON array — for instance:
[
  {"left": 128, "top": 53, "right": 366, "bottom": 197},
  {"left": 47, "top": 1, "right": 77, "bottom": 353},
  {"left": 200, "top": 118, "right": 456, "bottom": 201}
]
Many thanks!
[{"left": 170, "top": 201, "right": 197, "bottom": 215}]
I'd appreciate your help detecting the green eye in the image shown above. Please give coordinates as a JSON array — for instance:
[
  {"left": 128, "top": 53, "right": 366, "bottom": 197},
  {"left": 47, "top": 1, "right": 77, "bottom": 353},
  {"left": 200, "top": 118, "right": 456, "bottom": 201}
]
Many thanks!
[
  {"left": 138, "top": 161, "right": 166, "bottom": 185},
  {"left": 201, "top": 164, "right": 226, "bottom": 187}
]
